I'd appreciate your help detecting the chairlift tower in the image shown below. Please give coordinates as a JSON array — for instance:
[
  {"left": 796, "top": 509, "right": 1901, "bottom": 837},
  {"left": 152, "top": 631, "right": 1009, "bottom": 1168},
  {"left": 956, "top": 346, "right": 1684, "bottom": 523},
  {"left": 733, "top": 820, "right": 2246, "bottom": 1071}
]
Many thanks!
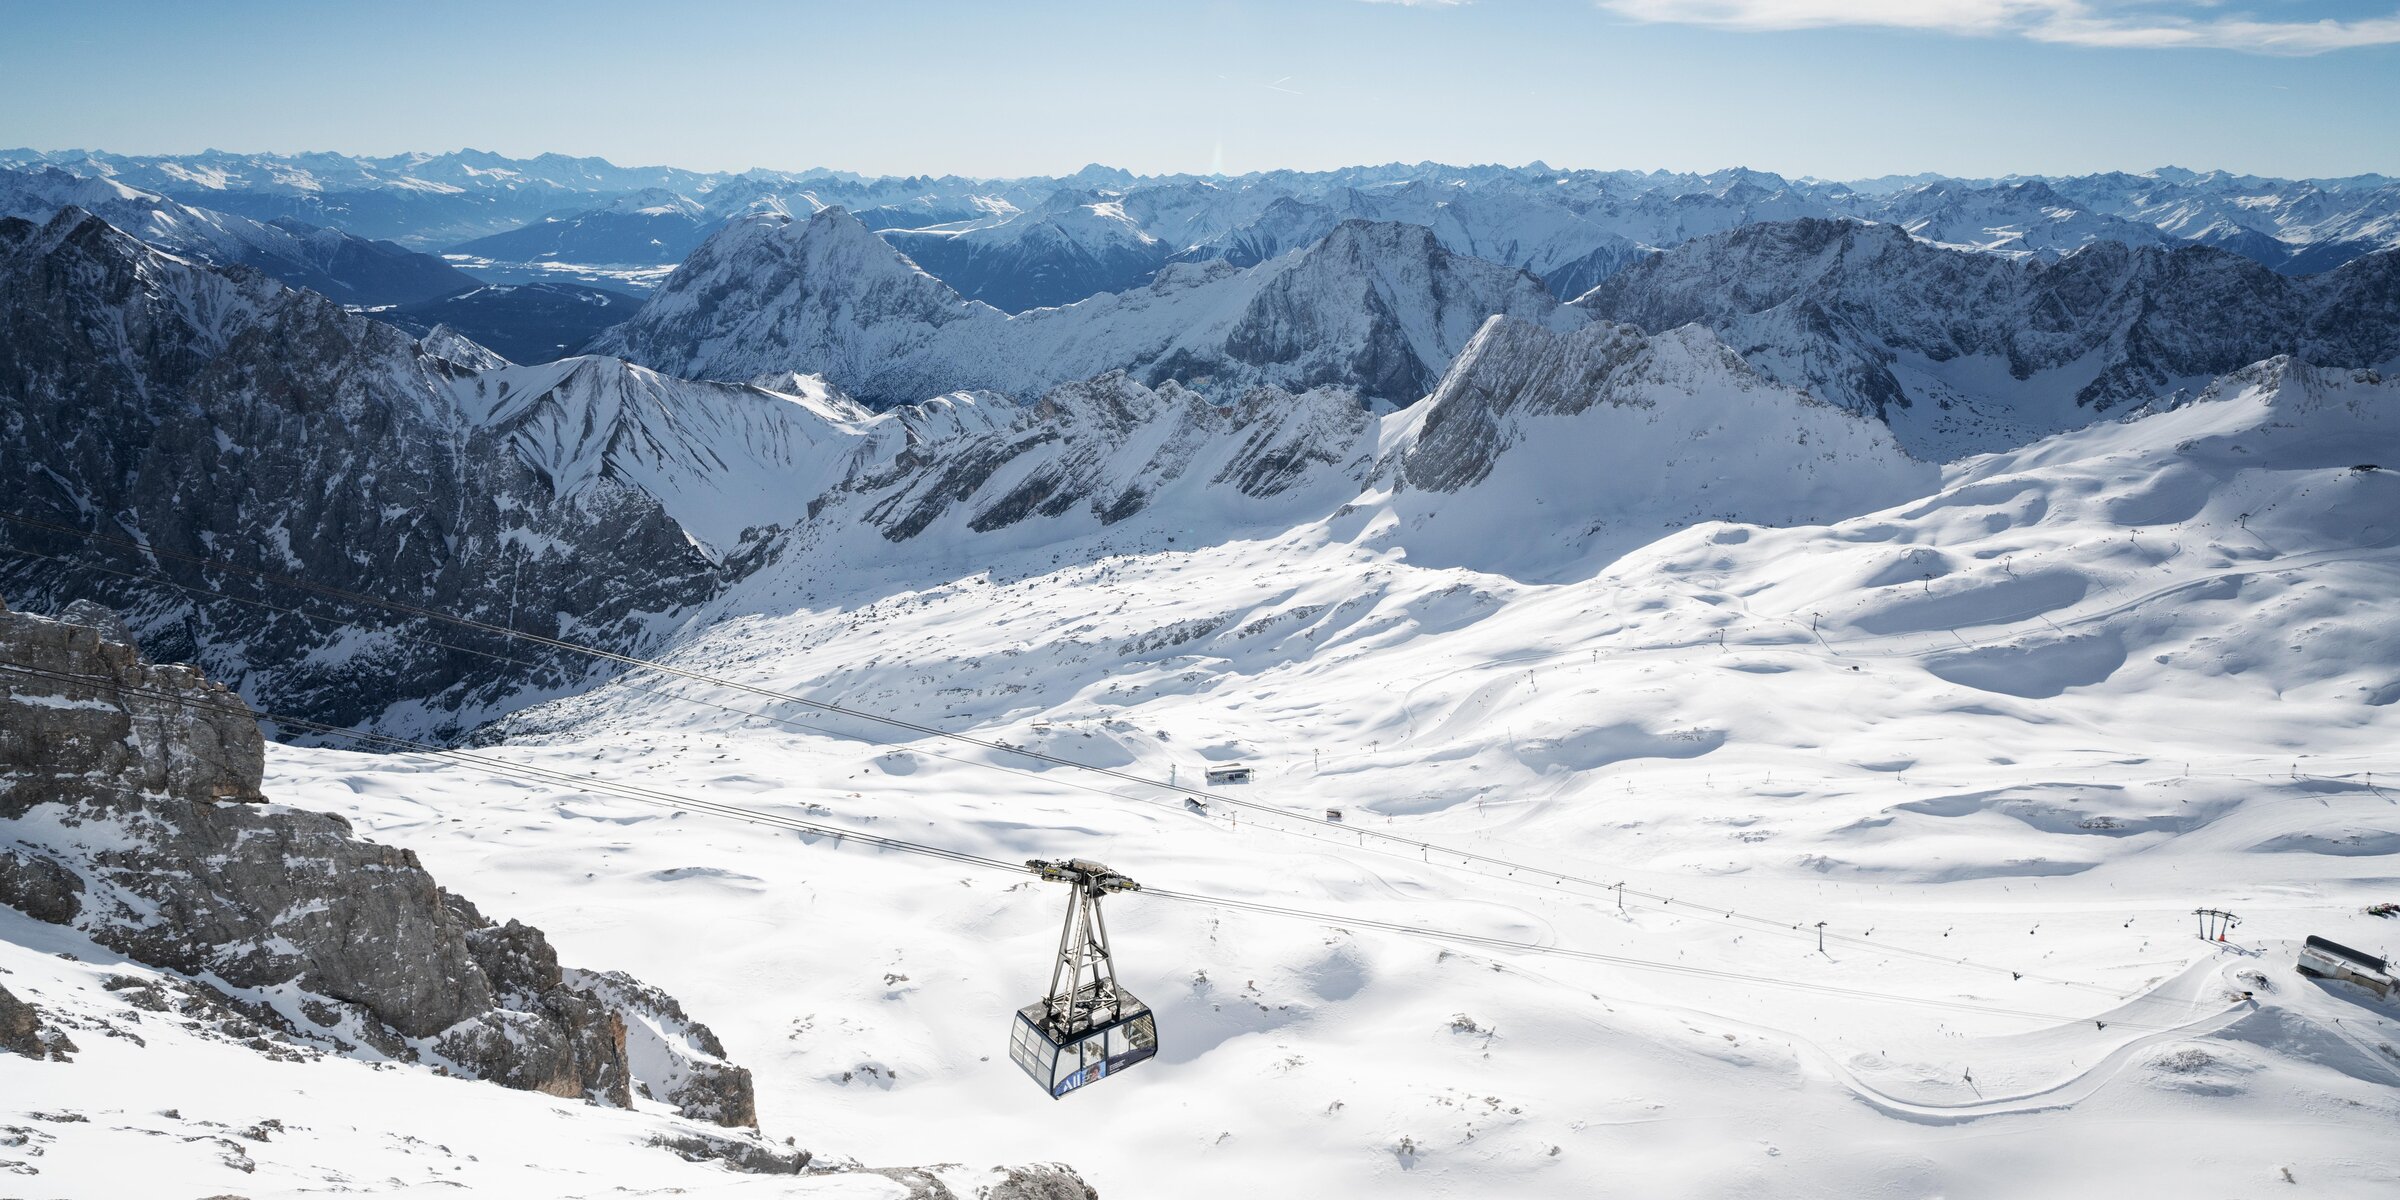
[{"left": 1009, "top": 859, "right": 1158, "bottom": 1098}]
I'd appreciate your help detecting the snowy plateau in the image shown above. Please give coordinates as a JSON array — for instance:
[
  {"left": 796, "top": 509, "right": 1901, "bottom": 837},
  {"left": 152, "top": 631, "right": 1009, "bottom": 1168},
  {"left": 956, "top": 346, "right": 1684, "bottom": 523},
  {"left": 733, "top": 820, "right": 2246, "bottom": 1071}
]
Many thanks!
[{"left": 1, "top": 151, "right": 2398, "bottom": 1200}]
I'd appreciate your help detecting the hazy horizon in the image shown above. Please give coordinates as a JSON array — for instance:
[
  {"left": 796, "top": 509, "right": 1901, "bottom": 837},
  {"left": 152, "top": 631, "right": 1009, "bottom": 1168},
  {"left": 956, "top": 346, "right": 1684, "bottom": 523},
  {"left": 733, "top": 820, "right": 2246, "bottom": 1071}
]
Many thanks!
[{"left": 7, "top": 0, "right": 2395, "bottom": 182}]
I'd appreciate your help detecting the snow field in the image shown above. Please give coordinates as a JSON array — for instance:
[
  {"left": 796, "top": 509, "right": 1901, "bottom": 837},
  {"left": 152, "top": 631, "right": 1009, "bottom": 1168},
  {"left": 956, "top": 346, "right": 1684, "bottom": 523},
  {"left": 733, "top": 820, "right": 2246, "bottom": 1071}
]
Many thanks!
[{"left": 211, "top": 365, "right": 2400, "bottom": 1195}]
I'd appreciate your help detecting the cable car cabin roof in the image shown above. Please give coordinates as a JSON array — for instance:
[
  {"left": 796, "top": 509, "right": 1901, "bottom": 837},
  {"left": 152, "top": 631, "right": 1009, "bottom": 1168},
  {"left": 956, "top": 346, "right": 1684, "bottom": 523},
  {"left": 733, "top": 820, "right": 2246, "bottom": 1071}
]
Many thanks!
[{"left": 1016, "top": 982, "right": 1153, "bottom": 1041}]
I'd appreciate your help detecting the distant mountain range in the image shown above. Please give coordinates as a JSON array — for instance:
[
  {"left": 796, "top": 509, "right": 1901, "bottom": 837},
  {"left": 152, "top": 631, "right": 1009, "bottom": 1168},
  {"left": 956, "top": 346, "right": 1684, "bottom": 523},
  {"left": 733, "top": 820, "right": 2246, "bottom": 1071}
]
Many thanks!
[
  {"left": 11, "top": 149, "right": 2394, "bottom": 312},
  {"left": 5, "top": 148, "right": 2399, "bottom": 727},
  {"left": 0, "top": 165, "right": 472, "bottom": 307},
  {"left": 590, "top": 207, "right": 1581, "bottom": 406}
]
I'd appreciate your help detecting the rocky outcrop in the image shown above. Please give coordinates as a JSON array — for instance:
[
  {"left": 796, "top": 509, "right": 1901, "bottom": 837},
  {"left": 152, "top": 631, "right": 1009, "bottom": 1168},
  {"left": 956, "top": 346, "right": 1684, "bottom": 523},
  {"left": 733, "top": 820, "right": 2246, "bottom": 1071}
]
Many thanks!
[
  {"left": 861, "top": 1163, "right": 1100, "bottom": 1200},
  {"left": 566, "top": 967, "right": 759, "bottom": 1127},
  {"left": 0, "top": 596, "right": 755, "bottom": 1125},
  {"left": 0, "top": 983, "right": 76, "bottom": 1061}
]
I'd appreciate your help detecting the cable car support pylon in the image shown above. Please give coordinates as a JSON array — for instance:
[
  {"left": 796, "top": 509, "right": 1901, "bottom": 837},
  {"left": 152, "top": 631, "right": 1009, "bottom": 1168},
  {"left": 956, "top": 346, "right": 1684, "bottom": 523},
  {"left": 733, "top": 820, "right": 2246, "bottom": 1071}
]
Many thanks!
[{"left": 1008, "top": 859, "right": 1158, "bottom": 1098}]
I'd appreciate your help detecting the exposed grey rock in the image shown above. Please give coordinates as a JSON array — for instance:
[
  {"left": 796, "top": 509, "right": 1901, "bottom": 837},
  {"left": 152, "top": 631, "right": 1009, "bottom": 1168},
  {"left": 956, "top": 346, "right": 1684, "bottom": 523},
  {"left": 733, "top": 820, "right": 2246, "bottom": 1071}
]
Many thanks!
[
  {"left": 1400, "top": 318, "right": 1661, "bottom": 493},
  {"left": 979, "top": 1163, "right": 1102, "bottom": 1200},
  {"left": 0, "top": 208, "right": 808, "bottom": 736},
  {"left": 593, "top": 207, "right": 1580, "bottom": 407},
  {"left": 0, "top": 600, "right": 758, "bottom": 1125},
  {"left": 824, "top": 372, "right": 1373, "bottom": 544},
  {"left": 566, "top": 967, "right": 758, "bottom": 1128},
  {"left": 0, "top": 983, "right": 76, "bottom": 1061},
  {"left": 1574, "top": 218, "right": 2400, "bottom": 454},
  {"left": 0, "top": 847, "right": 81, "bottom": 925},
  {"left": 857, "top": 1163, "right": 1099, "bottom": 1200},
  {"left": 650, "top": 1130, "right": 811, "bottom": 1174}
]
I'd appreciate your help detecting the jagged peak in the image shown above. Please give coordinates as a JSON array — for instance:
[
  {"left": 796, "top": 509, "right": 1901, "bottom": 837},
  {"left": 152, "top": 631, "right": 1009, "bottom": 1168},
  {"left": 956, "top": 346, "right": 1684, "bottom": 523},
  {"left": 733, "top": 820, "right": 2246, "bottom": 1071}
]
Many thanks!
[
  {"left": 419, "top": 323, "right": 510, "bottom": 371},
  {"left": 1316, "top": 216, "right": 1445, "bottom": 257}
]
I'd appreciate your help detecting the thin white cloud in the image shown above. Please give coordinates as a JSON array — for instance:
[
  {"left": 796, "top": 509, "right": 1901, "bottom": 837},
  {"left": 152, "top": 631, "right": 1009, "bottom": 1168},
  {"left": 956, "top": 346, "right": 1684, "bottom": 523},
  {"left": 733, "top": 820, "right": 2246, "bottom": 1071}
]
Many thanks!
[
  {"left": 1598, "top": 1, "right": 2400, "bottom": 54},
  {"left": 1358, "top": 0, "right": 1471, "bottom": 7}
]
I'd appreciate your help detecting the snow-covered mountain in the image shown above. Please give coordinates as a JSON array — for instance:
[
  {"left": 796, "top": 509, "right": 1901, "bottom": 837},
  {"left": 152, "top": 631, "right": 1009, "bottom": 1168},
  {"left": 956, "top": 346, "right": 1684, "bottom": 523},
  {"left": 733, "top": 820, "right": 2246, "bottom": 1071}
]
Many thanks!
[
  {"left": 12, "top": 175, "right": 2400, "bottom": 1200},
  {"left": 1575, "top": 218, "right": 2400, "bottom": 457},
  {"left": 0, "top": 204, "right": 1947, "bottom": 729},
  {"left": 0, "top": 147, "right": 722, "bottom": 247},
  {"left": 16, "top": 150, "right": 2400, "bottom": 323},
  {"left": 623, "top": 313, "right": 1928, "bottom": 593},
  {"left": 1384, "top": 316, "right": 1932, "bottom": 569},
  {"left": 1170, "top": 183, "right": 1650, "bottom": 300},
  {"left": 595, "top": 207, "right": 1584, "bottom": 405},
  {"left": 0, "top": 208, "right": 858, "bottom": 733},
  {"left": 882, "top": 189, "right": 1170, "bottom": 312},
  {"left": 2041, "top": 168, "right": 2400, "bottom": 273},
  {"left": 436, "top": 346, "right": 2400, "bottom": 1200},
  {"left": 0, "top": 165, "right": 474, "bottom": 306},
  {"left": 1873, "top": 179, "right": 2179, "bottom": 258}
]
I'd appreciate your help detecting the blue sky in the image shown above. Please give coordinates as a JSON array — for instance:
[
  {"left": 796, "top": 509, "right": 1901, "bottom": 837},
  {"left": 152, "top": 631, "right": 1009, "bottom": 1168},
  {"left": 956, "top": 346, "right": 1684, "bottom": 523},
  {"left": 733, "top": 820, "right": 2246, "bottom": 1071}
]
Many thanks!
[{"left": 4, "top": 0, "right": 2394, "bottom": 180}]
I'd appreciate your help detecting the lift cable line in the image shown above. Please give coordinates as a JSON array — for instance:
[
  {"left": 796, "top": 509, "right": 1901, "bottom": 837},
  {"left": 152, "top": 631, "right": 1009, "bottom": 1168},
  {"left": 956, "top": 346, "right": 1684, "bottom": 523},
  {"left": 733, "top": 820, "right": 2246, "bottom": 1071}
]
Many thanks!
[
  {"left": 0, "top": 661, "right": 1022, "bottom": 876},
  {"left": 0, "top": 526, "right": 2143, "bottom": 1005},
  {"left": 0, "top": 539, "right": 1251, "bottom": 817},
  {"left": 0, "top": 513, "right": 2186, "bottom": 1006},
  {"left": 0, "top": 658, "right": 2225, "bottom": 1038}
]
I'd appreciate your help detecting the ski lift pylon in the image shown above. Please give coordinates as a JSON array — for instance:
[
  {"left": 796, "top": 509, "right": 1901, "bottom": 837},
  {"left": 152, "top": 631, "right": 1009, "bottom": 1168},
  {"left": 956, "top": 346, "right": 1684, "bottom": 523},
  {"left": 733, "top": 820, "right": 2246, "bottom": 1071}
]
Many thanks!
[{"left": 1008, "top": 858, "right": 1158, "bottom": 1098}]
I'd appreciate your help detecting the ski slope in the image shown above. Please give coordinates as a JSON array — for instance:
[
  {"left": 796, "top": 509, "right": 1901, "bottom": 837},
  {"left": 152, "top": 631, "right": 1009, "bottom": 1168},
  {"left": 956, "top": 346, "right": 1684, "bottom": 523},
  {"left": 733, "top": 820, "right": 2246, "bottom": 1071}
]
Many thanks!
[{"left": 41, "top": 358, "right": 2377, "bottom": 1197}]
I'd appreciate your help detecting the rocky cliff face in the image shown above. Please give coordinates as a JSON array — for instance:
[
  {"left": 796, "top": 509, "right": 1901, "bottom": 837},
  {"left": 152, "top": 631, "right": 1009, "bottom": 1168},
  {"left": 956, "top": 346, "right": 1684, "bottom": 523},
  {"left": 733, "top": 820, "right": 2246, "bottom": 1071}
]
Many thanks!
[
  {"left": 0, "top": 596, "right": 757, "bottom": 1125},
  {"left": 0, "top": 208, "right": 840, "bottom": 736},
  {"left": 1370, "top": 315, "right": 1936, "bottom": 572},
  {"left": 805, "top": 372, "right": 1375, "bottom": 549},
  {"left": 1573, "top": 218, "right": 2400, "bottom": 456}
]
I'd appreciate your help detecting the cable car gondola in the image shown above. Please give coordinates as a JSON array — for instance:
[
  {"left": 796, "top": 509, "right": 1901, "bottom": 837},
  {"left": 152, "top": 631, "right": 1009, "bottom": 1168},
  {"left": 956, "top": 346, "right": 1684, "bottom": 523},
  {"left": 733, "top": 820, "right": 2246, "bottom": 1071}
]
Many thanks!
[{"left": 1008, "top": 858, "right": 1158, "bottom": 1098}]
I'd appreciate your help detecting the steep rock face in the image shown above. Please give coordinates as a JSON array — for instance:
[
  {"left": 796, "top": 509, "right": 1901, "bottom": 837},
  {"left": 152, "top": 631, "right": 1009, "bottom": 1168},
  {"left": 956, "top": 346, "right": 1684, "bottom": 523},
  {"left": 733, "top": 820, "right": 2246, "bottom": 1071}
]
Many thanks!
[
  {"left": 1208, "top": 220, "right": 1580, "bottom": 401},
  {"left": 596, "top": 208, "right": 1582, "bottom": 407},
  {"left": 1173, "top": 182, "right": 1650, "bottom": 301},
  {"left": 830, "top": 373, "right": 1375, "bottom": 545},
  {"left": 1378, "top": 315, "right": 1936, "bottom": 571},
  {"left": 588, "top": 207, "right": 1001, "bottom": 401},
  {"left": 0, "top": 598, "right": 757, "bottom": 1123},
  {"left": 1575, "top": 218, "right": 2400, "bottom": 456},
  {"left": 0, "top": 209, "right": 835, "bottom": 735}
]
